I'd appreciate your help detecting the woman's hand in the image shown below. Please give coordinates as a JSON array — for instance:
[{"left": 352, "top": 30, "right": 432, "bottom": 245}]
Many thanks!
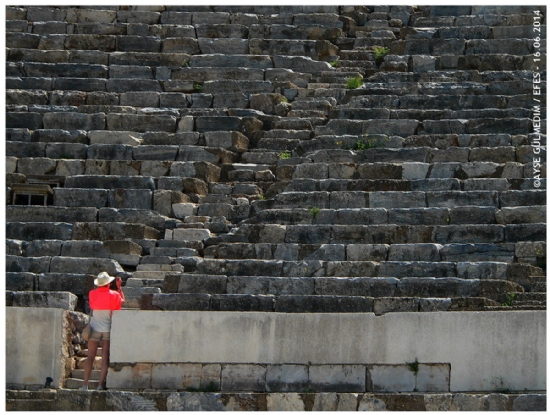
[{"left": 115, "top": 276, "right": 122, "bottom": 290}]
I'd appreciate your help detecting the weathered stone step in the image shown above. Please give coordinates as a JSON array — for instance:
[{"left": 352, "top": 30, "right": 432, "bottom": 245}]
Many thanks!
[
  {"left": 6, "top": 206, "right": 97, "bottom": 223},
  {"left": 250, "top": 24, "right": 345, "bottom": 41},
  {"left": 329, "top": 107, "right": 534, "bottom": 121},
  {"left": 315, "top": 117, "right": 532, "bottom": 137},
  {"left": 344, "top": 93, "right": 542, "bottom": 111},
  {"left": 253, "top": 205, "right": 545, "bottom": 226},
  {"left": 163, "top": 271, "right": 523, "bottom": 298},
  {"left": 64, "top": 378, "right": 99, "bottom": 390},
  {"left": 122, "top": 286, "right": 162, "bottom": 309},
  {"left": 226, "top": 222, "right": 544, "bottom": 245},
  {"left": 193, "top": 257, "right": 535, "bottom": 279},
  {"left": 285, "top": 160, "right": 531, "bottom": 180},
  {"left": 69, "top": 369, "right": 101, "bottom": 381},
  {"left": 283, "top": 176, "right": 544, "bottom": 193},
  {"left": 8, "top": 221, "right": 156, "bottom": 243},
  {"left": 5, "top": 388, "right": 547, "bottom": 411},
  {"left": 141, "top": 287, "right": 515, "bottom": 312},
  {"left": 6, "top": 290, "right": 77, "bottom": 310}
]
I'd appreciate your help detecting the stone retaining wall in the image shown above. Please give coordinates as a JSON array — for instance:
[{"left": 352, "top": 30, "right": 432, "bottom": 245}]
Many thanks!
[
  {"left": 109, "top": 310, "right": 546, "bottom": 392},
  {"left": 108, "top": 362, "right": 450, "bottom": 392}
]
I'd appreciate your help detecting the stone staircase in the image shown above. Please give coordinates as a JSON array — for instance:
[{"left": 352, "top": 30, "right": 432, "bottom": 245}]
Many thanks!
[{"left": 5, "top": 5, "right": 546, "bottom": 401}]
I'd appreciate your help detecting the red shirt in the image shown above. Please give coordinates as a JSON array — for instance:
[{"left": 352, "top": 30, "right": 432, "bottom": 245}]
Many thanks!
[{"left": 89, "top": 286, "right": 122, "bottom": 311}]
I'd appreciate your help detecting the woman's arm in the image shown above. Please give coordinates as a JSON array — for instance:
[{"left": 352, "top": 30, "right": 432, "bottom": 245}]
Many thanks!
[{"left": 115, "top": 276, "right": 125, "bottom": 303}]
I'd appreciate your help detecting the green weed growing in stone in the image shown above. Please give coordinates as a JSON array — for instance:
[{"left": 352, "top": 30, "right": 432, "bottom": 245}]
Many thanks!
[
  {"left": 354, "top": 135, "right": 390, "bottom": 151},
  {"left": 345, "top": 76, "right": 363, "bottom": 89},
  {"left": 329, "top": 59, "right": 339, "bottom": 67},
  {"left": 194, "top": 83, "right": 203, "bottom": 92},
  {"left": 502, "top": 293, "right": 516, "bottom": 307},
  {"left": 308, "top": 207, "right": 321, "bottom": 219},
  {"left": 407, "top": 358, "right": 419, "bottom": 375},
  {"left": 373, "top": 46, "right": 390, "bottom": 62},
  {"left": 258, "top": 194, "right": 266, "bottom": 201},
  {"left": 280, "top": 151, "right": 291, "bottom": 159}
]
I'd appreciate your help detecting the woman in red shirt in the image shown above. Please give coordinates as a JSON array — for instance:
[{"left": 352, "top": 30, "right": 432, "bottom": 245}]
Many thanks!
[{"left": 80, "top": 272, "right": 125, "bottom": 391}]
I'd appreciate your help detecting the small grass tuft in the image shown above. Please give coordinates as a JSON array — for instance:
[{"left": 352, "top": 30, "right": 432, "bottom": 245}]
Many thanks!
[
  {"left": 194, "top": 83, "right": 203, "bottom": 92},
  {"left": 329, "top": 59, "right": 339, "bottom": 67},
  {"left": 308, "top": 207, "right": 321, "bottom": 219},
  {"left": 373, "top": 46, "right": 390, "bottom": 62},
  {"left": 502, "top": 293, "right": 516, "bottom": 307},
  {"left": 280, "top": 151, "right": 291, "bottom": 159},
  {"left": 346, "top": 76, "right": 363, "bottom": 89}
]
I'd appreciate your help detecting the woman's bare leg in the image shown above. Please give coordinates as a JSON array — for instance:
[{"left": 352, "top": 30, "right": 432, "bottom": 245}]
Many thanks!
[
  {"left": 83, "top": 339, "right": 98, "bottom": 387},
  {"left": 98, "top": 339, "right": 110, "bottom": 388}
]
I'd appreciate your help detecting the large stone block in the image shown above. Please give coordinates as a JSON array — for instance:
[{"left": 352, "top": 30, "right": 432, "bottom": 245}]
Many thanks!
[
  {"left": 273, "top": 55, "right": 332, "bottom": 72},
  {"left": 38, "top": 273, "right": 89, "bottom": 296},
  {"left": 6, "top": 222, "right": 73, "bottom": 241},
  {"left": 198, "top": 38, "right": 249, "bottom": 54},
  {"left": 221, "top": 364, "right": 266, "bottom": 392},
  {"left": 440, "top": 243, "right": 515, "bottom": 263},
  {"left": 309, "top": 365, "right": 366, "bottom": 392},
  {"left": 54, "top": 188, "right": 109, "bottom": 208},
  {"left": 6, "top": 112, "right": 43, "bottom": 130},
  {"left": 512, "top": 394, "right": 546, "bottom": 411},
  {"left": 190, "top": 54, "right": 272, "bottom": 69},
  {"left": 72, "top": 222, "right": 160, "bottom": 240},
  {"left": 347, "top": 244, "right": 389, "bottom": 261},
  {"left": 50, "top": 256, "right": 124, "bottom": 275},
  {"left": 165, "top": 274, "right": 227, "bottom": 294},
  {"left": 433, "top": 225, "right": 505, "bottom": 244},
  {"left": 151, "top": 363, "right": 202, "bottom": 389},
  {"left": 416, "top": 364, "right": 450, "bottom": 392},
  {"left": 388, "top": 244, "right": 442, "bottom": 262},
  {"left": 6, "top": 255, "right": 51, "bottom": 274},
  {"left": 6, "top": 272, "right": 36, "bottom": 291},
  {"left": 25, "top": 240, "right": 63, "bottom": 257},
  {"left": 108, "top": 189, "right": 152, "bottom": 209},
  {"left": 177, "top": 146, "right": 219, "bottom": 163},
  {"left": 106, "top": 113, "right": 176, "bottom": 133},
  {"left": 369, "top": 192, "right": 426, "bottom": 208},
  {"left": 135, "top": 145, "right": 180, "bottom": 161},
  {"left": 99, "top": 207, "right": 168, "bottom": 229},
  {"left": 389, "top": 208, "right": 449, "bottom": 225},
  {"left": 204, "top": 131, "right": 248, "bottom": 152},
  {"left": 43, "top": 112, "right": 105, "bottom": 130},
  {"left": 6, "top": 307, "right": 72, "bottom": 389},
  {"left": 369, "top": 365, "right": 415, "bottom": 392},
  {"left": 6, "top": 206, "right": 97, "bottom": 223},
  {"left": 56, "top": 159, "right": 85, "bottom": 176},
  {"left": 172, "top": 228, "right": 212, "bottom": 241},
  {"left": 107, "top": 364, "right": 153, "bottom": 389},
  {"left": 266, "top": 365, "right": 309, "bottom": 392},
  {"left": 65, "top": 175, "right": 155, "bottom": 190},
  {"left": 16, "top": 157, "right": 56, "bottom": 175},
  {"left": 11, "top": 291, "right": 78, "bottom": 310},
  {"left": 378, "top": 261, "right": 456, "bottom": 279},
  {"left": 7, "top": 141, "right": 47, "bottom": 158}
]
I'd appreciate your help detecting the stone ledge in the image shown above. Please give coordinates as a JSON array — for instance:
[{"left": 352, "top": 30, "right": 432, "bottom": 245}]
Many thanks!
[{"left": 5, "top": 389, "right": 546, "bottom": 411}]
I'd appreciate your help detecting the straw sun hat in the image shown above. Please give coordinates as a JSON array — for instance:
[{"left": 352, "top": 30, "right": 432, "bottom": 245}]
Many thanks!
[{"left": 94, "top": 271, "right": 115, "bottom": 287}]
